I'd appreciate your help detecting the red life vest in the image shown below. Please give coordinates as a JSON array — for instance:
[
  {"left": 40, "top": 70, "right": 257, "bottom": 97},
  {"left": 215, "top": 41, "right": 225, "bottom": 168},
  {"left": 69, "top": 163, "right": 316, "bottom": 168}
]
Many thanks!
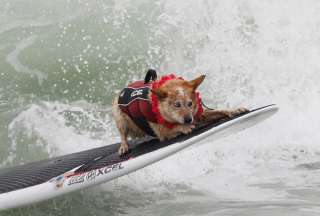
[
  {"left": 118, "top": 74, "right": 203, "bottom": 137},
  {"left": 118, "top": 80, "right": 157, "bottom": 136}
]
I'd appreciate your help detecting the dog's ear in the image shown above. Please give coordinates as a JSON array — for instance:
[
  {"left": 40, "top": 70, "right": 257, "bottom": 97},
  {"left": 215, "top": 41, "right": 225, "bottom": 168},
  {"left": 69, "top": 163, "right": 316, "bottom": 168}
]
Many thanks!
[
  {"left": 189, "top": 74, "right": 206, "bottom": 90},
  {"left": 151, "top": 88, "right": 168, "bottom": 100}
]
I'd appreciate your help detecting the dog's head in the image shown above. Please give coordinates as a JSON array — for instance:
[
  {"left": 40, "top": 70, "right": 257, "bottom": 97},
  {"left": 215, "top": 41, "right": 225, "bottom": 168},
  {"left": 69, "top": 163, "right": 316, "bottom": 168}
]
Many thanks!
[{"left": 151, "top": 75, "right": 205, "bottom": 125}]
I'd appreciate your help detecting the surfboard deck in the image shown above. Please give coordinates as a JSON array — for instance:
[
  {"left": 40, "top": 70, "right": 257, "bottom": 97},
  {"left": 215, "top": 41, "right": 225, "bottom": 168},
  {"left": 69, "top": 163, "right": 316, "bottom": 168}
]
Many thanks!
[{"left": 0, "top": 104, "right": 278, "bottom": 210}]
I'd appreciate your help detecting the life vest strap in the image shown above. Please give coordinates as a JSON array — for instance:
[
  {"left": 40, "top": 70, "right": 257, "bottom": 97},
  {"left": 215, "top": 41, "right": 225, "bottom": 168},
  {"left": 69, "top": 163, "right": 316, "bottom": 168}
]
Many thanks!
[{"left": 129, "top": 116, "right": 156, "bottom": 137}]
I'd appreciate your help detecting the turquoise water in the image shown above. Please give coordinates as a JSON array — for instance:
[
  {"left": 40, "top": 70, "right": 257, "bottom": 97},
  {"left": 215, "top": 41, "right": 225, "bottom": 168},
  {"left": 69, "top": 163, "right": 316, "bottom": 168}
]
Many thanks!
[{"left": 1, "top": 0, "right": 320, "bottom": 215}]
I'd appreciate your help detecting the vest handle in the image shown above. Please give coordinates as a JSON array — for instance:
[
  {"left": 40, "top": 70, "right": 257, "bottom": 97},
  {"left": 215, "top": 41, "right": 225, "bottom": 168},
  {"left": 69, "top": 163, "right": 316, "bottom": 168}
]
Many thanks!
[{"left": 144, "top": 69, "right": 157, "bottom": 84}]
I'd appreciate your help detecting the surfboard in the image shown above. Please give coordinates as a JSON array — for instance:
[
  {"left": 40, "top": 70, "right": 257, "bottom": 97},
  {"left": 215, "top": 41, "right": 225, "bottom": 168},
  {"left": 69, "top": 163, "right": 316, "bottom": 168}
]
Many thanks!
[{"left": 0, "top": 104, "right": 278, "bottom": 210}]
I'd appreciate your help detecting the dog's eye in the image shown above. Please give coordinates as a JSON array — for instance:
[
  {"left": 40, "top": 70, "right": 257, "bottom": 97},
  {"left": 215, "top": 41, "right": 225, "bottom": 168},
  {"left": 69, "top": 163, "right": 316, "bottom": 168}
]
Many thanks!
[
  {"left": 187, "top": 101, "right": 193, "bottom": 107},
  {"left": 174, "top": 101, "right": 181, "bottom": 108}
]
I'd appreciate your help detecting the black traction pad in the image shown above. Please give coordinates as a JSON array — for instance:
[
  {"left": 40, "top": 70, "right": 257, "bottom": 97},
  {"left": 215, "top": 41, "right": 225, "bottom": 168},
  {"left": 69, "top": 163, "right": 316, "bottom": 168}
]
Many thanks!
[{"left": 0, "top": 105, "right": 272, "bottom": 194}]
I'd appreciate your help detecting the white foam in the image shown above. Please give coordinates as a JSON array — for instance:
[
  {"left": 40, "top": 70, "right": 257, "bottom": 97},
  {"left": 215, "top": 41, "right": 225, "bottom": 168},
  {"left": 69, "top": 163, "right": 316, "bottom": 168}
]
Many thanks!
[{"left": 8, "top": 101, "right": 117, "bottom": 158}]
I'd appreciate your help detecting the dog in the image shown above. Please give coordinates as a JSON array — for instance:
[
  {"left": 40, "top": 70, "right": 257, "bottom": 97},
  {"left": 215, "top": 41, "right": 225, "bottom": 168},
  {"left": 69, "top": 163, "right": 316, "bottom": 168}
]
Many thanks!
[{"left": 112, "top": 72, "right": 248, "bottom": 155}]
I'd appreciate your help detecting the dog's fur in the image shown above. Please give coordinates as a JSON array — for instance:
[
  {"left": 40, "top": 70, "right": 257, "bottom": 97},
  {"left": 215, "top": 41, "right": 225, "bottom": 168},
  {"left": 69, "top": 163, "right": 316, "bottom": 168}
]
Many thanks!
[{"left": 112, "top": 75, "right": 247, "bottom": 155}]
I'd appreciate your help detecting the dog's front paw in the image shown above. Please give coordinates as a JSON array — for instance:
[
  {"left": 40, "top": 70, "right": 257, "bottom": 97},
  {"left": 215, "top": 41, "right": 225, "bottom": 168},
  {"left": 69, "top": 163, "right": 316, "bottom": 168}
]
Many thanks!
[
  {"left": 118, "top": 143, "right": 129, "bottom": 156},
  {"left": 179, "top": 124, "right": 195, "bottom": 135},
  {"left": 226, "top": 107, "right": 249, "bottom": 118}
]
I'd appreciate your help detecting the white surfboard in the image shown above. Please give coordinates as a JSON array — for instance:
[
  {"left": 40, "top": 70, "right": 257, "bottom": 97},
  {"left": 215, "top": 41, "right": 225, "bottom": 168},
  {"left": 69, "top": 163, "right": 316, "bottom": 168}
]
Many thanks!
[{"left": 0, "top": 105, "right": 278, "bottom": 210}]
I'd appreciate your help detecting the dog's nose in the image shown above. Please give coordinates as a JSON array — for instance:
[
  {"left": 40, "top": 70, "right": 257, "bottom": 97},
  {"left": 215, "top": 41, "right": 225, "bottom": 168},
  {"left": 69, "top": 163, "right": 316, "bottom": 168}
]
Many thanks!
[{"left": 184, "top": 116, "right": 193, "bottom": 124}]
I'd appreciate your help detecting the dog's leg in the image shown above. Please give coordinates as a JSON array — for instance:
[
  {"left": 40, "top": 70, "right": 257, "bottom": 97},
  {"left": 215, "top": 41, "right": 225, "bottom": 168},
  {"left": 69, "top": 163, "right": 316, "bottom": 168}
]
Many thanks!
[
  {"left": 150, "top": 122, "right": 195, "bottom": 140},
  {"left": 112, "top": 97, "right": 131, "bottom": 155},
  {"left": 199, "top": 108, "right": 248, "bottom": 123},
  {"left": 118, "top": 124, "right": 129, "bottom": 155}
]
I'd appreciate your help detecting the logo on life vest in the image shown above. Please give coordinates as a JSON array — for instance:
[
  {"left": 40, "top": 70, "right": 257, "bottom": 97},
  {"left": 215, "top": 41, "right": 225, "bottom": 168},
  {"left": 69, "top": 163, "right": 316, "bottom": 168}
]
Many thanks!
[{"left": 131, "top": 89, "right": 144, "bottom": 97}]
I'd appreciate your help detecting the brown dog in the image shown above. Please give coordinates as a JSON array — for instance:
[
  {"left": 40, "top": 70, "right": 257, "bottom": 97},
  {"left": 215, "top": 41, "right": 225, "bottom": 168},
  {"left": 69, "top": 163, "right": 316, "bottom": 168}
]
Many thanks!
[{"left": 112, "top": 74, "right": 247, "bottom": 155}]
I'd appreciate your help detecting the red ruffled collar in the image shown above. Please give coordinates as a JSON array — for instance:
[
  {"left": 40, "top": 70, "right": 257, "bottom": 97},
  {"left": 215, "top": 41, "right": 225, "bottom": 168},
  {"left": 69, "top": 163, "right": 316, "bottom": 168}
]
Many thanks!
[{"left": 150, "top": 74, "right": 203, "bottom": 129}]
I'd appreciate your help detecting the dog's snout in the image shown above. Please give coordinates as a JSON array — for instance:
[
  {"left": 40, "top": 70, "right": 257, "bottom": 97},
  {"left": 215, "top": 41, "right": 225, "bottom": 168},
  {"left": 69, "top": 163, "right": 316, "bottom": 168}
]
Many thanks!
[{"left": 184, "top": 116, "right": 193, "bottom": 124}]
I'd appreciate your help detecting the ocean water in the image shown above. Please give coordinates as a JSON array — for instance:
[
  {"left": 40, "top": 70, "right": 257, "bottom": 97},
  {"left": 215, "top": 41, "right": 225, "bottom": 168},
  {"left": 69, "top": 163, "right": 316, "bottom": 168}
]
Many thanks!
[{"left": 1, "top": 0, "right": 320, "bottom": 215}]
